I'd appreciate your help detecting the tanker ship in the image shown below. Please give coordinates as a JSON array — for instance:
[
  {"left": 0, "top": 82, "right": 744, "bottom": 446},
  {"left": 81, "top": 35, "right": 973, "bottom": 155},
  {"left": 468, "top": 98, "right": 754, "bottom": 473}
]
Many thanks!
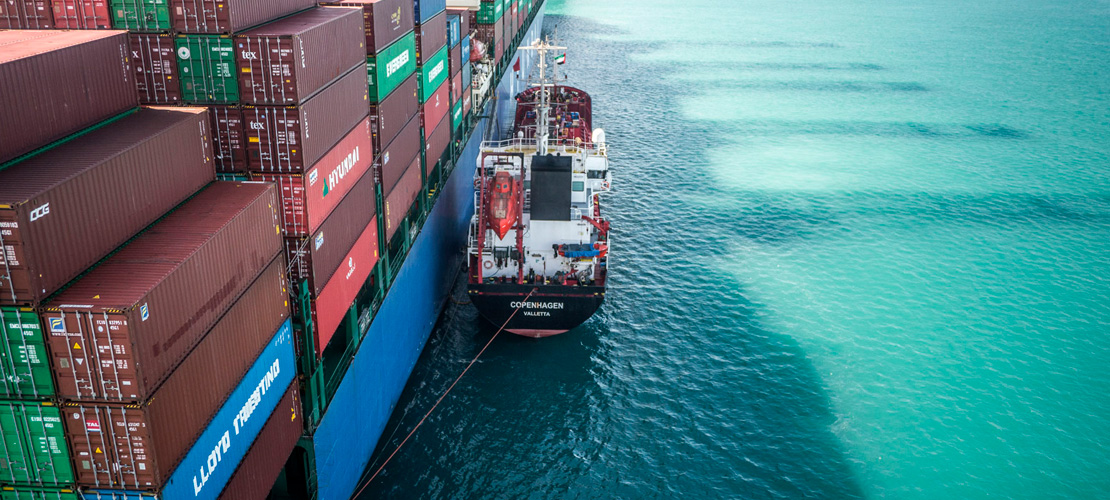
[
  {"left": 467, "top": 40, "right": 612, "bottom": 337},
  {"left": 0, "top": 0, "right": 547, "bottom": 499}
]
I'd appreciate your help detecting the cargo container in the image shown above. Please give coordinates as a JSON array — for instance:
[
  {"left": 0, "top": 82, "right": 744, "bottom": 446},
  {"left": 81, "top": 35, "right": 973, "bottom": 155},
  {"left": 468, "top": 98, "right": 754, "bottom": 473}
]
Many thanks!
[
  {"left": 77, "top": 491, "right": 154, "bottom": 500},
  {"left": 42, "top": 182, "right": 281, "bottom": 403},
  {"left": 129, "top": 33, "right": 180, "bottom": 104},
  {"left": 412, "top": 0, "right": 443, "bottom": 25},
  {"left": 378, "top": 114, "right": 422, "bottom": 194},
  {"left": 423, "top": 114, "right": 449, "bottom": 174},
  {"left": 216, "top": 382, "right": 300, "bottom": 500},
  {"left": 64, "top": 317, "right": 294, "bottom": 492},
  {"left": 0, "top": 307, "right": 54, "bottom": 399},
  {"left": 414, "top": 10, "right": 445, "bottom": 65},
  {"left": 175, "top": 35, "right": 238, "bottom": 103},
  {"left": 235, "top": 7, "right": 365, "bottom": 105},
  {"left": 0, "top": 108, "right": 213, "bottom": 306},
  {"left": 210, "top": 105, "right": 247, "bottom": 172},
  {"left": 0, "top": 486, "right": 79, "bottom": 500},
  {"left": 109, "top": 0, "right": 169, "bottom": 30},
  {"left": 370, "top": 73, "right": 419, "bottom": 155},
  {"left": 283, "top": 166, "right": 377, "bottom": 297},
  {"left": 446, "top": 13, "right": 460, "bottom": 47},
  {"left": 320, "top": 0, "right": 412, "bottom": 55},
  {"left": 448, "top": 7, "right": 469, "bottom": 37},
  {"left": 170, "top": 0, "right": 314, "bottom": 34},
  {"left": 461, "top": 33, "right": 470, "bottom": 65},
  {"left": 243, "top": 66, "right": 368, "bottom": 172},
  {"left": 476, "top": 0, "right": 501, "bottom": 24},
  {"left": 417, "top": 45, "right": 448, "bottom": 103},
  {"left": 461, "top": 59, "right": 472, "bottom": 91},
  {"left": 251, "top": 117, "right": 374, "bottom": 237},
  {"left": 0, "top": 0, "right": 53, "bottom": 28},
  {"left": 0, "top": 30, "right": 134, "bottom": 165},
  {"left": 51, "top": 0, "right": 110, "bottom": 29},
  {"left": 449, "top": 43, "right": 462, "bottom": 76},
  {"left": 449, "top": 69, "right": 462, "bottom": 104},
  {"left": 383, "top": 156, "right": 422, "bottom": 242},
  {"left": 421, "top": 80, "right": 450, "bottom": 141},
  {"left": 0, "top": 401, "right": 73, "bottom": 486},
  {"left": 307, "top": 213, "right": 378, "bottom": 355},
  {"left": 450, "top": 97, "right": 463, "bottom": 131},
  {"left": 366, "top": 31, "right": 416, "bottom": 103},
  {"left": 462, "top": 83, "right": 472, "bottom": 117}
]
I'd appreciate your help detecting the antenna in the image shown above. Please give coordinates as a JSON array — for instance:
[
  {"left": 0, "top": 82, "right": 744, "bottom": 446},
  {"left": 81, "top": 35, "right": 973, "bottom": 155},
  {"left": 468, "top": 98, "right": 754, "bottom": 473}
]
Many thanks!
[{"left": 519, "top": 35, "right": 567, "bottom": 155}]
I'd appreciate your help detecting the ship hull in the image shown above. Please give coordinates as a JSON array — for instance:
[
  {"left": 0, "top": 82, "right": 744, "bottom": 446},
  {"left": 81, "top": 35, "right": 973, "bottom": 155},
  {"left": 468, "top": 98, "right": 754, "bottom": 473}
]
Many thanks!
[
  {"left": 306, "top": 5, "right": 547, "bottom": 500},
  {"left": 469, "top": 283, "right": 605, "bottom": 337}
]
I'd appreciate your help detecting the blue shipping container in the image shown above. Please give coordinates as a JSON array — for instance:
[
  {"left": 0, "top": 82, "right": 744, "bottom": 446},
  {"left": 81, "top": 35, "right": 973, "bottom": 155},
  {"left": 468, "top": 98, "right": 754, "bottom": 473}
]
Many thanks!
[
  {"left": 447, "top": 14, "right": 461, "bottom": 47},
  {"left": 462, "top": 61, "right": 472, "bottom": 92},
  {"left": 413, "top": 0, "right": 446, "bottom": 25},
  {"left": 461, "top": 35, "right": 471, "bottom": 65},
  {"left": 82, "top": 320, "right": 296, "bottom": 500}
]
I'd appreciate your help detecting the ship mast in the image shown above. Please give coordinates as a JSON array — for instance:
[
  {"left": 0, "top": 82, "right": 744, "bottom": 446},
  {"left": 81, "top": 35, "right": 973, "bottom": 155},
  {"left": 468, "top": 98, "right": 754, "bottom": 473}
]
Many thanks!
[{"left": 521, "top": 37, "right": 565, "bottom": 155}]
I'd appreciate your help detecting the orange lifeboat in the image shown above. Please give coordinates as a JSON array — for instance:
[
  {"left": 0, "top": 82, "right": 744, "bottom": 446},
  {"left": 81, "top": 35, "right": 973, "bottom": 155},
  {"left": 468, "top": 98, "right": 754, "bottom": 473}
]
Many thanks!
[{"left": 487, "top": 171, "right": 519, "bottom": 239}]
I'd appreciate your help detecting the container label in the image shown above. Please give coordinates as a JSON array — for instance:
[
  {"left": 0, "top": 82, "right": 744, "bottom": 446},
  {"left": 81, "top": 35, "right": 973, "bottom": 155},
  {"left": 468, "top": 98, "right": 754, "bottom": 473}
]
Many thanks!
[
  {"left": 49, "top": 317, "right": 65, "bottom": 333},
  {"left": 386, "top": 50, "right": 410, "bottom": 78},
  {"left": 30, "top": 203, "right": 50, "bottom": 222},
  {"left": 315, "top": 232, "right": 324, "bottom": 251},
  {"left": 140, "top": 303, "right": 149, "bottom": 321},
  {"left": 85, "top": 420, "right": 101, "bottom": 432}
]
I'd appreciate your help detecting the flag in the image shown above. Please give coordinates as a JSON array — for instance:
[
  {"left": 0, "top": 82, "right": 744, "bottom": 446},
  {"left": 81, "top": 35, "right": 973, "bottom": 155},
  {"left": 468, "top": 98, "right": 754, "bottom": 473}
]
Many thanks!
[
  {"left": 513, "top": 58, "right": 521, "bottom": 73},
  {"left": 554, "top": 53, "right": 566, "bottom": 65}
]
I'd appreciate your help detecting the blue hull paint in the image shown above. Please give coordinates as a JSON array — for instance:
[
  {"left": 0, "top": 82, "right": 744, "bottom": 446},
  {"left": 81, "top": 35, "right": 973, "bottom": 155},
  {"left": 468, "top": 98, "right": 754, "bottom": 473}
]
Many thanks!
[{"left": 310, "top": 6, "right": 546, "bottom": 500}]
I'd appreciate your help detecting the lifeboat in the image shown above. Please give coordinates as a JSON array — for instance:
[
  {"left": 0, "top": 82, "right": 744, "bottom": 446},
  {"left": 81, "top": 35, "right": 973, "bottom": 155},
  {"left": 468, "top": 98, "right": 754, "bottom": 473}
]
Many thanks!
[{"left": 487, "top": 171, "right": 519, "bottom": 239}]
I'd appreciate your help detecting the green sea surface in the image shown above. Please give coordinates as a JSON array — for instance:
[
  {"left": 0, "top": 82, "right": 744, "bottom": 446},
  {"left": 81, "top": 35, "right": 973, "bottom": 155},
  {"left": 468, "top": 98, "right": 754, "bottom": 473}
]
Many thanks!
[{"left": 361, "top": 1, "right": 1110, "bottom": 498}]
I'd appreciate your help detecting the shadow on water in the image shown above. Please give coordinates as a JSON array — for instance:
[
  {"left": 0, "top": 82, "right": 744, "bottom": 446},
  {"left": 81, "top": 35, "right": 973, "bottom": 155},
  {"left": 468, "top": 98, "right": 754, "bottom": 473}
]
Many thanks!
[{"left": 359, "top": 14, "right": 865, "bottom": 500}]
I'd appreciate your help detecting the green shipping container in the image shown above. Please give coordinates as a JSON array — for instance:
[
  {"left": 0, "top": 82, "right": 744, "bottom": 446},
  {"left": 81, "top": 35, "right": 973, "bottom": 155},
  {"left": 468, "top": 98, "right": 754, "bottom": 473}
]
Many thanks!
[
  {"left": 109, "top": 0, "right": 171, "bottom": 31},
  {"left": 0, "top": 307, "right": 54, "bottom": 399},
  {"left": 418, "top": 46, "right": 449, "bottom": 104},
  {"left": 451, "top": 98, "right": 463, "bottom": 131},
  {"left": 477, "top": 0, "right": 503, "bottom": 23},
  {"left": 175, "top": 35, "right": 239, "bottom": 104},
  {"left": 0, "top": 402, "right": 74, "bottom": 486},
  {"left": 368, "top": 31, "right": 417, "bottom": 103},
  {"left": 0, "top": 486, "right": 79, "bottom": 500}
]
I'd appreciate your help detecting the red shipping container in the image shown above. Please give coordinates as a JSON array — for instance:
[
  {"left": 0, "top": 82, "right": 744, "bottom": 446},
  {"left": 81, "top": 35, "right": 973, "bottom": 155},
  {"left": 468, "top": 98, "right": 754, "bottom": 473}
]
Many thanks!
[
  {"left": 235, "top": 7, "right": 365, "bottom": 105},
  {"left": 283, "top": 165, "right": 377, "bottom": 297},
  {"left": 211, "top": 105, "right": 248, "bottom": 173},
  {"left": 378, "top": 113, "right": 421, "bottom": 194},
  {"left": 462, "top": 84, "right": 472, "bottom": 116},
  {"left": 217, "top": 381, "right": 301, "bottom": 500},
  {"left": 420, "top": 79, "right": 449, "bottom": 141},
  {"left": 320, "top": 0, "right": 413, "bottom": 55},
  {"left": 383, "top": 155, "right": 421, "bottom": 242},
  {"left": 424, "top": 114, "right": 450, "bottom": 175},
  {"left": 130, "top": 33, "right": 181, "bottom": 104},
  {"left": 51, "top": 0, "right": 109, "bottom": 28},
  {"left": 170, "top": 0, "right": 315, "bottom": 34},
  {"left": 61, "top": 254, "right": 290, "bottom": 490},
  {"left": 449, "top": 69, "right": 461, "bottom": 105},
  {"left": 414, "top": 10, "right": 445, "bottom": 65},
  {"left": 0, "top": 108, "right": 213, "bottom": 306},
  {"left": 449, "top": 43, "right": 461, "bottom": 76},
  {"left": 42, "top": 182, "right": 282, "bottom": 403},
  {"left": 370, "top": 73, "right": 419, "bottom": 156},
  {"left": 310, "top": 213, "right": 378, "bottom": 355},
  {"left": 0, "top": 0, "right": 53, "bottom": 28},
  {"left": 494, "top": 20, "right": 504, "bottom": 61},
  {"left": 0, "top": 30, "right": 135, "bottom": 165},
  {"left": 243, "top": 66, "right": 368, "bottom": 172},
  {"left": 252, "top": 117, "right": 373, "bottom": 237}
]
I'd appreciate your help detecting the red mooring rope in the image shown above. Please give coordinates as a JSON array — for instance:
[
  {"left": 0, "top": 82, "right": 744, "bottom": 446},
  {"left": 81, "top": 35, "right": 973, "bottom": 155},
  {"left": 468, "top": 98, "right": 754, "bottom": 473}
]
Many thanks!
[{"left": 351, "top": 288, "right": 539, "bottom": 499}]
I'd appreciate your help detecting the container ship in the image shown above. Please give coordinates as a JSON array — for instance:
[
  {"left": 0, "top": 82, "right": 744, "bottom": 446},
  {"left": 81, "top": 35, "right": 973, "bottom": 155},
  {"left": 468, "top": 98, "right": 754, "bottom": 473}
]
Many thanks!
[
  {"left": 467, "top": 41, "right": 611, "bottom": 337},
  {"left": 0, "top": 0, "right": 545, "bottom": 498}
]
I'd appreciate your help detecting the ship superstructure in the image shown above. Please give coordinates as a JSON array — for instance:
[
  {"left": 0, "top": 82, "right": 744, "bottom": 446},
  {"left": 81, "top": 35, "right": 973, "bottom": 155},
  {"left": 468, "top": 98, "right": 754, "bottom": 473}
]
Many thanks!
[{"left": 467, "top": 39, "right": 612, "bottom": 337}]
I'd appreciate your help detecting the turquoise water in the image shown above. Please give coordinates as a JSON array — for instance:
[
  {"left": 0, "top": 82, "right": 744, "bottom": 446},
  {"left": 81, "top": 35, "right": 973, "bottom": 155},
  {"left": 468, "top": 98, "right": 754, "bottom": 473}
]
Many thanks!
[{"left": 359, "top": 1, "right": 1110, "bottom": 498}]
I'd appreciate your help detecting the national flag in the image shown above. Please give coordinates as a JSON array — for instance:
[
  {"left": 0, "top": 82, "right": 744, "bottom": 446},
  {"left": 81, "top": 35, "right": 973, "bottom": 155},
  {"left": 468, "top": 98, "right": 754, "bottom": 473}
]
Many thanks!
[
  {"left": 513, "top": 58, "right": 521, "bottom": 73},
  {"left": 554, "top": 53, "right": 566, "bottom": 65}
]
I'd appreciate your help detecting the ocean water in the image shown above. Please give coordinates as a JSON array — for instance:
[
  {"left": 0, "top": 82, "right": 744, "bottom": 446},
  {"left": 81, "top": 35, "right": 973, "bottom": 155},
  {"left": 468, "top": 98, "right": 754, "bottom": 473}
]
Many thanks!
[{"left": 358, "top": 1, "right": 1110, "bottom": 498}]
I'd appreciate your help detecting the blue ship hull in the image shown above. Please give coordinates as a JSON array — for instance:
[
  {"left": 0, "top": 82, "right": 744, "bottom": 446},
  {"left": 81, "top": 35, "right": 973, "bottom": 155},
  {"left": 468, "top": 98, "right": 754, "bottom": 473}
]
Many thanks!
[{"left": 308, "top": 6, "right": 547, "bottom": 499}]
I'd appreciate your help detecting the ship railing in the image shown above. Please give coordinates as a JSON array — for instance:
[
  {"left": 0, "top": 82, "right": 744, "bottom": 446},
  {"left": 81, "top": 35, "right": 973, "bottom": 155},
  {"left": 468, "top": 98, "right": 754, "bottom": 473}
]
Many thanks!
[{"left": 480, "top": 138, "right": 605, "bottom": 157}]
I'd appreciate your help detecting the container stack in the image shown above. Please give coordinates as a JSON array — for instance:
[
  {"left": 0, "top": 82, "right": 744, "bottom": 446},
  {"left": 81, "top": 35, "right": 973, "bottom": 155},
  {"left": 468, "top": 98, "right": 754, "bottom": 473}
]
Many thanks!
[
  {"left": 0, "top": 19, "right": 300, "bottom": 500},
  {"left": 475, "top": 0, "right": 504, "bottom": 64}
]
